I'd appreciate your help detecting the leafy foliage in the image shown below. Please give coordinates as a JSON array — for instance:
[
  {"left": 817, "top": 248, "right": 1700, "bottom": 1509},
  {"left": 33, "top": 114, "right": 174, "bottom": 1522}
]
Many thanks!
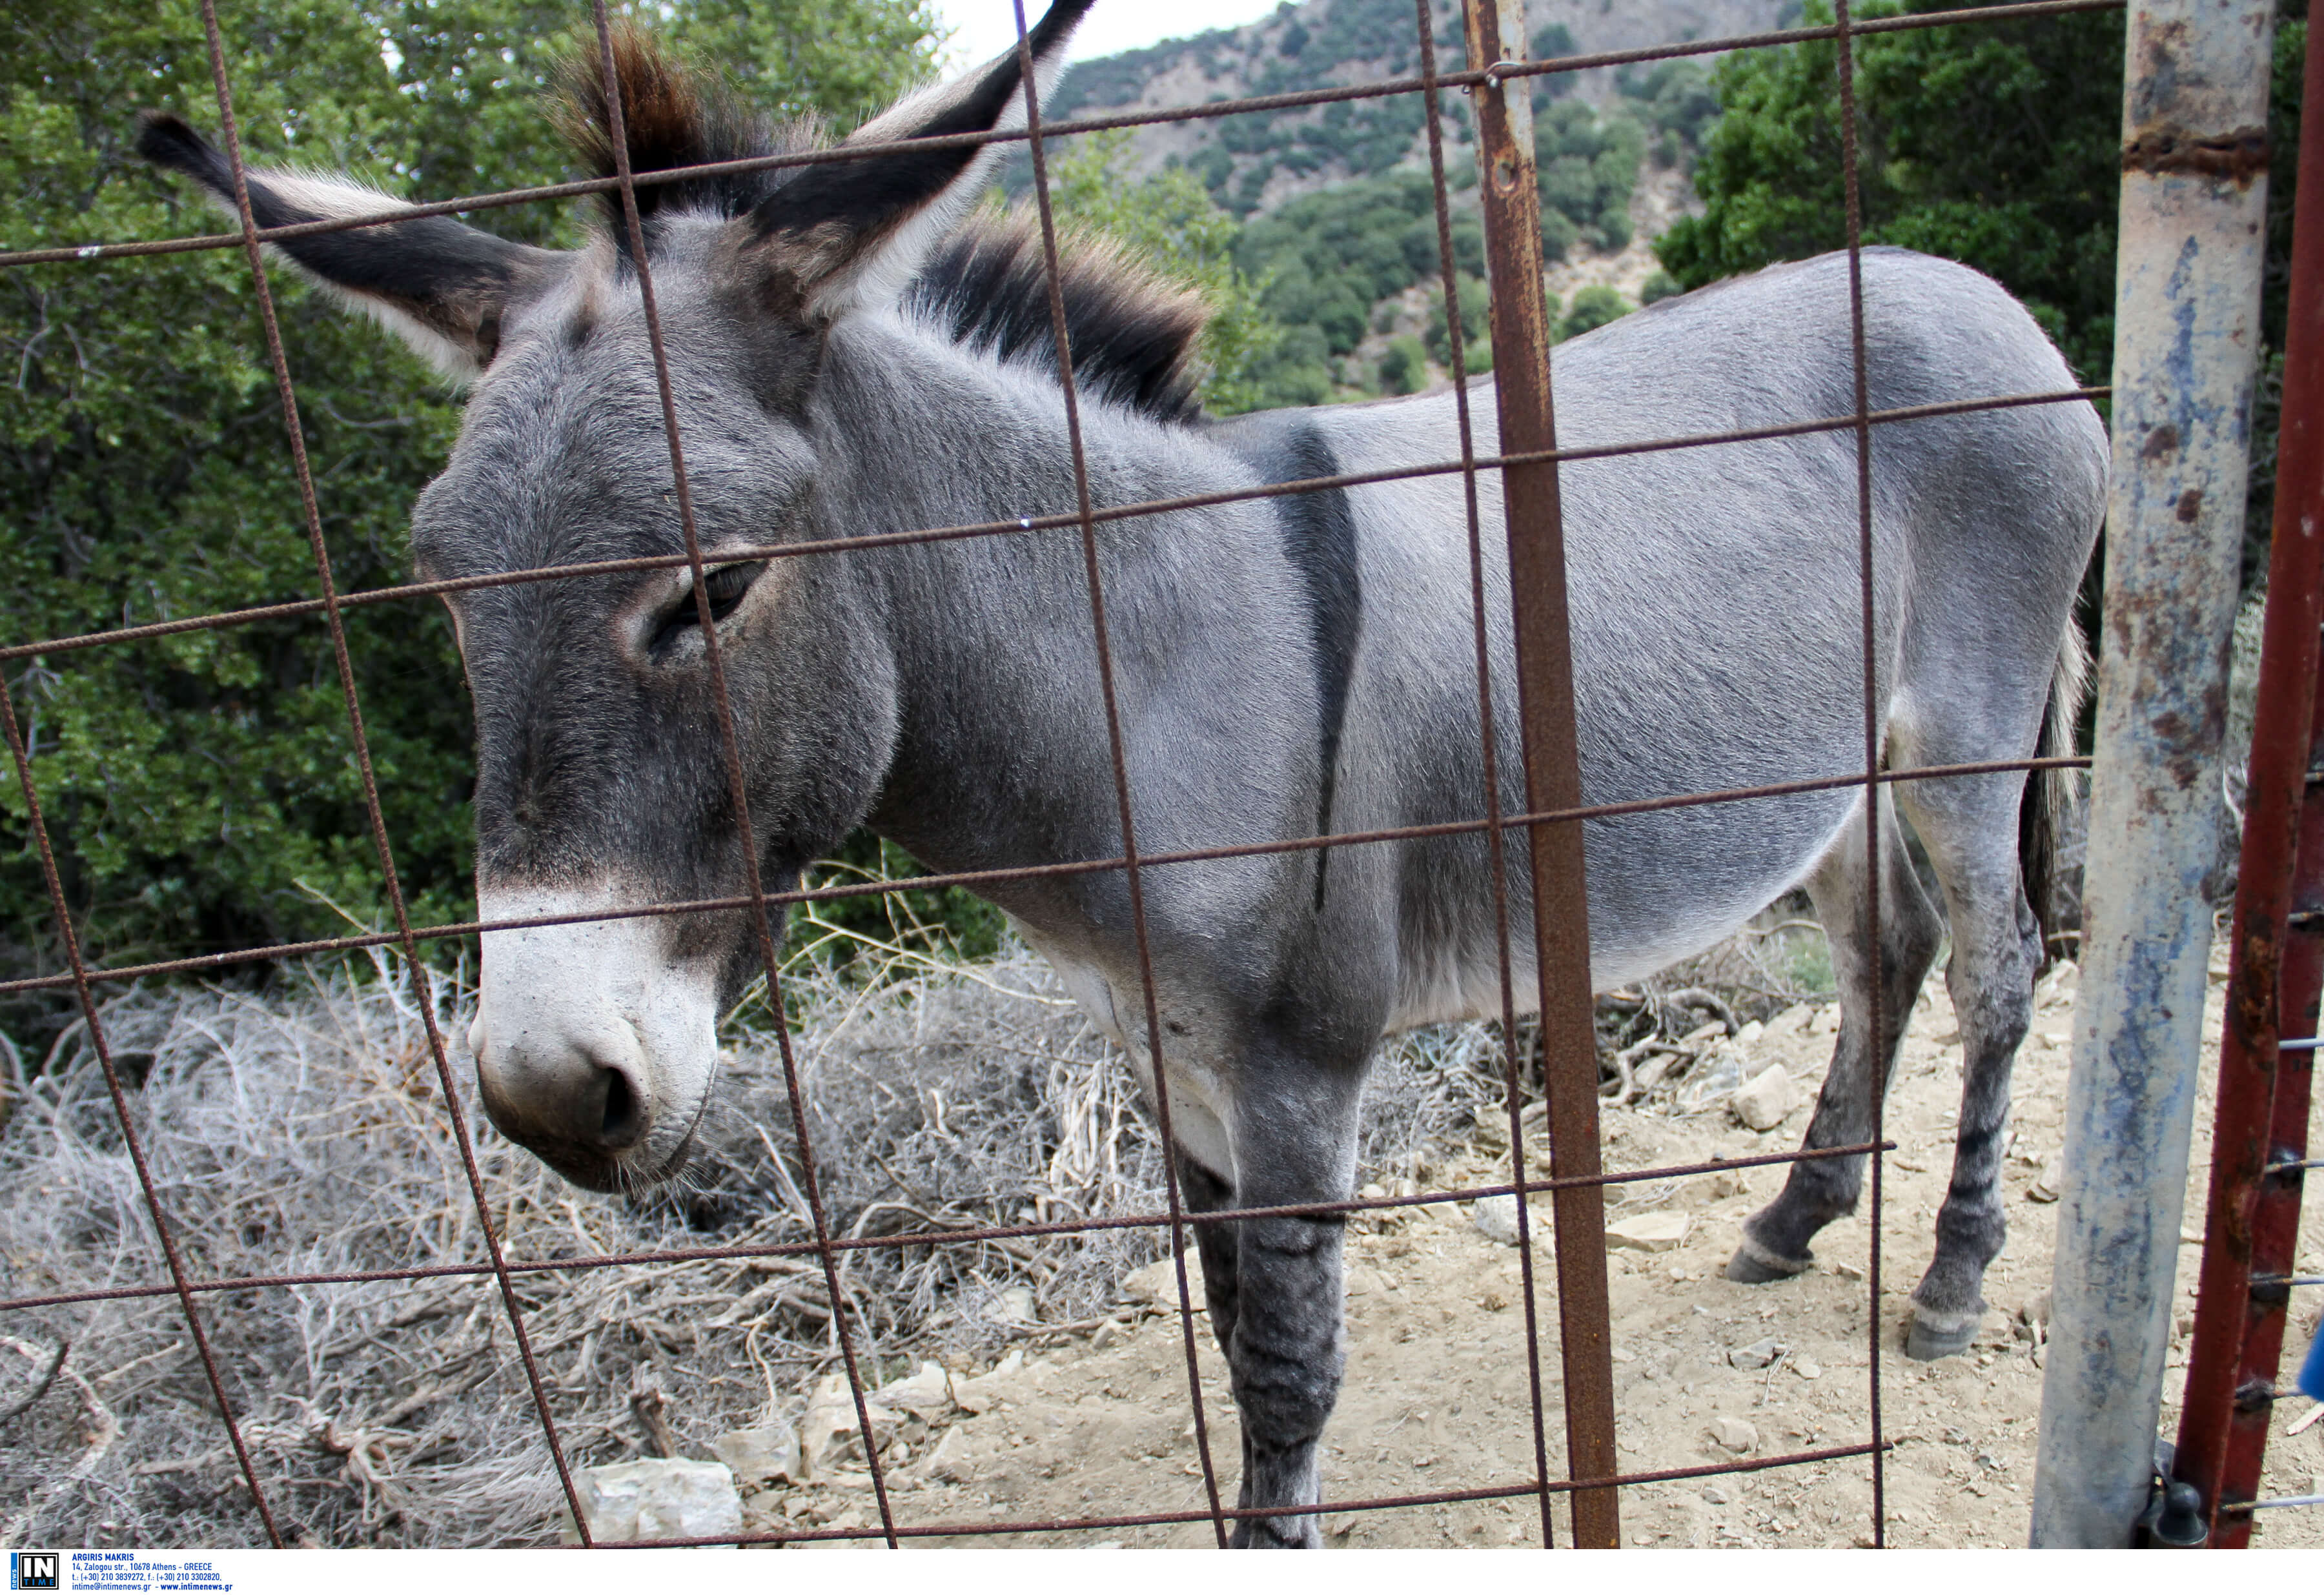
[
  {"left": 1653, "top": 0, "right": 2127, "bottom": 381},
  {"left": 1653, "top": 0, "right": 2305, "bottom": 580},
  {"left": 1, "top": 0, "right": 938, "bottom": 993}
]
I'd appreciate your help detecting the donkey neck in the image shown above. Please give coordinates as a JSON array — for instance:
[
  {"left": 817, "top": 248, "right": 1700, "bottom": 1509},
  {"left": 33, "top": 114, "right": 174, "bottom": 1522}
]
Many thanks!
[{"left": 809, "top": 313, "right": 1290, "bottom": 903}]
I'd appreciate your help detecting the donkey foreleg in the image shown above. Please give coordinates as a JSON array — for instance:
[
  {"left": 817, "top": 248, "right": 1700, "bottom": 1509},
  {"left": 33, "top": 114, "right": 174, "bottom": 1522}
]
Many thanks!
[{"left": 1200, "top": 1073, "right": 1361, "bottom": 1549}]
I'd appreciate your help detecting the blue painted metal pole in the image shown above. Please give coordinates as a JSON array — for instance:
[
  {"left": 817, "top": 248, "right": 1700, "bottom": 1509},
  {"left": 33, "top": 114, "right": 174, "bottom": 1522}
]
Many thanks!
[{"left": 2028, "top": 0, "right": 2275, "bottom": 1549}]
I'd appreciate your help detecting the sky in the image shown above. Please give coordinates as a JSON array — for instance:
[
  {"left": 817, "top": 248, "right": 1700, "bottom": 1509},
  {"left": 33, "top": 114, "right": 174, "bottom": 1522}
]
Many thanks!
[{"left": 929, "top": 0, "right": 1285, "bottom": 68}]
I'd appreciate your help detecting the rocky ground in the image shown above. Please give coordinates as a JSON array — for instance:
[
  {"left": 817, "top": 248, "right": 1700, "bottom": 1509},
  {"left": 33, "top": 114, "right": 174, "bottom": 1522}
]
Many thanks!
[{"left": 731, "top": 957, "right": 2324, "bottom": 1549}]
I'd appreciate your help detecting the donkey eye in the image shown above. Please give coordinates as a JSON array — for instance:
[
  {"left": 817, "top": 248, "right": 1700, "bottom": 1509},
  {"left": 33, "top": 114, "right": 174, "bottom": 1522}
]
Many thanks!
[{"left": 651, "top": 561, "right": 764, "bottom": 655}]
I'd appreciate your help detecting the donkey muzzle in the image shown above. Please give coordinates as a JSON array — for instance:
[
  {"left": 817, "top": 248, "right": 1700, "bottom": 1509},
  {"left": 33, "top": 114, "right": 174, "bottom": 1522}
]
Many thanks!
[{"left": 469, "top": 884, "right": 720, "bottom": 1191}]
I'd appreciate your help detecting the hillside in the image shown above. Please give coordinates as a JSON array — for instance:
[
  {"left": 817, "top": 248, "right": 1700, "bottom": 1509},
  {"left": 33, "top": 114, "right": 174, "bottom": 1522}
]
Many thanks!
[
  {"left": 1014, "top": 0, "right": 1789, "bottom": 409},
  {"left": 1048, "top": 0, "right": 1795, "bottom": 217}
]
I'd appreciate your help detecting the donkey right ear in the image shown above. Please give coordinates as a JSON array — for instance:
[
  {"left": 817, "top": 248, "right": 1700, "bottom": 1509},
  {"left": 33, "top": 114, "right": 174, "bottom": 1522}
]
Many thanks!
[{"left": 138, "top": 113, "right": 566, "bottom": 380}]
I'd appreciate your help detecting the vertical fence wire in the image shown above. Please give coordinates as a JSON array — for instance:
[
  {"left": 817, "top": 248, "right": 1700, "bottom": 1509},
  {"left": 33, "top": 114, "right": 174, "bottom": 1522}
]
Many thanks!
[
  {"left": 0, "top": 679, "right": 283, "bottom": 1546},
  {"left": 197, "top": 0, "right": 599, "bottom": 1544},
  {"left": 1412, "top": 0, "right": 1559, "bottom": 1547},
  {"left": 1831, "top": 0, "right": 1891, "bottom": 1543},
  {"left": 580, "top": 0, "right": 902, "bottom": 1545},
  {"left": 1008, "top": 0, "right": 1232, "bottom": 1545}
]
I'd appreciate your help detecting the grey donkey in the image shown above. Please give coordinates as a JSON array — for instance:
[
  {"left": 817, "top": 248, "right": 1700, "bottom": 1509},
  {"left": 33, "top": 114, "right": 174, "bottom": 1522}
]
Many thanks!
[{"left": 141, "top": 0, "right": 2103, "bottom": 1545}]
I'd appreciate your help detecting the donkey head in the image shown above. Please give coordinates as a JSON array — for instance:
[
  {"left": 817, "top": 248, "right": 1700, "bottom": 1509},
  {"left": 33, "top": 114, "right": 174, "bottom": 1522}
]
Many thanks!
[{"left": 141, "top": 5, "right": 1093, "bottom": 1191}]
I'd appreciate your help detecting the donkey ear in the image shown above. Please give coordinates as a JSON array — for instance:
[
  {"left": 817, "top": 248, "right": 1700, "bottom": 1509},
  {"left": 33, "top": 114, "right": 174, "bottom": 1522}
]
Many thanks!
[
  {"left": 137, "top": 113, "right": 566, "bottom": 380},
  {"left": 742, "top": 0, "right": 1094, "bottom": 321}
]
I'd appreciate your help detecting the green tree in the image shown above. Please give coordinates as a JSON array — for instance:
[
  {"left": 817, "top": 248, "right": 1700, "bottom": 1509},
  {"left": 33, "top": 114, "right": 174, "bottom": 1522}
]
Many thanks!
[
  {"left": 1655, "top": 0, "right": 2126, "bottom": 381},
  {"left": 1558, "top": 284, "right": 1631, "bottom": 341},
  {"left": 1, "top": 0, "right": 938, "bottom": 997},
  {"left": 1654, "top": 0, "right": 2303, "bottom": 578}
]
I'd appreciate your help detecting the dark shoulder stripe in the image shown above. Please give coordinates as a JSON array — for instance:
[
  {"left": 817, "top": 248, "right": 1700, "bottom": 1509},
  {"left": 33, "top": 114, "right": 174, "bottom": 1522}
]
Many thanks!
[{"left": 1213, "top": 416, "right": 1361, "bottom": 911}]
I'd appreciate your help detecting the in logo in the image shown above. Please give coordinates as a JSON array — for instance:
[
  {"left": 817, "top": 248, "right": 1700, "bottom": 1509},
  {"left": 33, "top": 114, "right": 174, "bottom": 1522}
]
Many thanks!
[{"left": 10, "top": 1553, "right": 58, "bottom": 1592}]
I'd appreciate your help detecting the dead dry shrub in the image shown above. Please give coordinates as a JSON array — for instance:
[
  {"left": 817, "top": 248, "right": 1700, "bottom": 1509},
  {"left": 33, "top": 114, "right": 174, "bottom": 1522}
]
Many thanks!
[{"left": 0, "top": 924, "right": 1520, "bottom": 1547}]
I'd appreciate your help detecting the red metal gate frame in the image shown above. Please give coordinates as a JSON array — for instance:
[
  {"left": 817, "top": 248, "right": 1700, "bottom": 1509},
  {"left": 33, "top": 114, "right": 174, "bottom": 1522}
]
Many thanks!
[{"left": 2174, "top": 5, "right": 2324, "bottom": 1545}]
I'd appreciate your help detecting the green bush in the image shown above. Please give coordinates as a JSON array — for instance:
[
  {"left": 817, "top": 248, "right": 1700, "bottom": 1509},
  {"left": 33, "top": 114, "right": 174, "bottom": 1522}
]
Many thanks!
[
  {"left": 1558, "top": 285, "right": 1631, "bottom": 341},
  {"left": 1378, "top": 335, "right": 1429, "bottom": 396}
]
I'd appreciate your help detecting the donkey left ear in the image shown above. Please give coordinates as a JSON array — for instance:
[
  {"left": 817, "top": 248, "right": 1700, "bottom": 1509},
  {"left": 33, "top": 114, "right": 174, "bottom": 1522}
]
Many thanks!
[
  {"left": 138, "top": 113, "right": 568, "bottom": 380},
  {"left": 742, "top": 0, "right": 1094, "bottom": 322}
]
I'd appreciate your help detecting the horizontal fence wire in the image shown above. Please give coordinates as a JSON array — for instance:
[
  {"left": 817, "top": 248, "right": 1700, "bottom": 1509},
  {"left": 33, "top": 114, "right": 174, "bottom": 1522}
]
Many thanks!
[
  {"left": 0, "top": 755, "right": 2092, "bottom": 998},
  {"left": 0, "top": 387, "right": 2106, "bottom": 664},
  {"left": 0, "top": 0, "right": 2128, "bottom": 1549},
  {"left": 0, "top": 1140, "right": 1897, "bottom": 1314},
  {"left": 0, "top": 0, "right": 2125, "bottom": 272}
]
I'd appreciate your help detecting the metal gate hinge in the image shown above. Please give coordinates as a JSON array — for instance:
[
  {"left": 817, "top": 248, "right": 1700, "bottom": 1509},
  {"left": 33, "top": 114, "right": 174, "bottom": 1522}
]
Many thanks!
[{"left": 2140, "top": 1443, "right": 2210, "bottom": 1547}]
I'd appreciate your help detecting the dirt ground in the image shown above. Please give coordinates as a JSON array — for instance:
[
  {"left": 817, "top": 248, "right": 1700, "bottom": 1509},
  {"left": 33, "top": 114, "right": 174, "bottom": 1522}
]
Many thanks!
[{"left": 748, "top": 956, "right": 2324, "bottom": 1549}]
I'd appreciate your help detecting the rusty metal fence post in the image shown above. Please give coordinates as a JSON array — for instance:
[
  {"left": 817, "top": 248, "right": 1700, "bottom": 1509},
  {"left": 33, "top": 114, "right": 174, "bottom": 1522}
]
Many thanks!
[
  {"left": 2030, "top": 0, "right": 2276, "bottom": 1547},
  {"left": 2173, "top": 3, "right": 2324, "bottom": 1542},
  {"left": 1459, "top": 0, "right": 1620, "bottom": 1548}
]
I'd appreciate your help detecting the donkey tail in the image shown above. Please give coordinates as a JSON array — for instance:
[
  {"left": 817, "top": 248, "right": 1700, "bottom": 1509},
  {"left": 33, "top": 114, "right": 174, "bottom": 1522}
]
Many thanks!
[{"left": 2020, "top": 613, "right": 2092, "bottom": 962}]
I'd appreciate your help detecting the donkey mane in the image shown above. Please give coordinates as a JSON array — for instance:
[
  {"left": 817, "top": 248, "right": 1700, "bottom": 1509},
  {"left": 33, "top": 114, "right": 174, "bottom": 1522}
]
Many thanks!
[{"left": 560, "top": 28, "right": 1210, "bottom": 423}]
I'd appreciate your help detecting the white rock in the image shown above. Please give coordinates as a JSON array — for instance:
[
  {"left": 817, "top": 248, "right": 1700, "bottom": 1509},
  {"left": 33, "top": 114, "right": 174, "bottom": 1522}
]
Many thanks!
[
  {"left": 1793, "top": 1357, "right": 1824, "bottom": 1381},
  {"left": 877, "top": 1360, "right": 958, "bottom": 1417},
  {"left": 1709, "top": 1416, "right": 1759, "bottom": 1454},
  {"left": 564, "top": 1458, "right": 742, "bottom": 1547},
  {"left": 2028, "top": 1151, "right": 2063, "bottom": 1203},
  {"left": 1762, "top": 1003, "right": 1816, "bottom": 1041},
  {"left": 711, "top": 1421, "right": 800, "bottom": 1487},
  {"left": 797, "top": 1374, "right": 901, "bottom": 1475},
  {"left": 1604, "top": 1211, "right": 1691, "bottom": 1252},
  {"left": 994, "top": 1284, "right": 1037, "bottom": 1323},
  {"left": 953, "top": 1348, "right": 1026, "bottom": 1416},
  {"left": 1727, "top": 1336, "right": 1782, "bottom": 1370},
  {"left": 1470, "top": 1193, "right": 1524, "bottom": 1246},
  {"left": 1119, "top": 1254, "right": 1205, "bottom": 1306},
  {"left": 1731, "top": 1063, "right": 1800, "bottom": 1132}
]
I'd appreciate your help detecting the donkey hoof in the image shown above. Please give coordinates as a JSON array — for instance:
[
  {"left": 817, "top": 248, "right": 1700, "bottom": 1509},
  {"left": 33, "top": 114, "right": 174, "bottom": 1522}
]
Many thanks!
[
  {"left": 1724, "top": 1237, "right": 1812, "bottom": 1285},
  {"left": 1904, "top": 1311, "right": 1979, "bottom": 1362}
]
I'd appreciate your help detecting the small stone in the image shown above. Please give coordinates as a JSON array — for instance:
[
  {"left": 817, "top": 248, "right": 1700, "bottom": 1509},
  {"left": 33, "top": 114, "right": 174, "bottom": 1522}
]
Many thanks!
[
  {"left": 1345, "top": 1265, "right": 1387, "bottom": 1297},
  {"left": 1359, "top": 1181, "right": 1387, "bottom": 1202},
  {"left": 1119, "top": 1254, "right": 1205, "bottom": 1306},
  {"left": 1731, "top": 1064, "right": 1800, "bottom": 1132},
  {"left": 712, "top": 1421, "right": 801, "bottom": 1487},
  {"left": 1700, "top": 1483, "right": 1730, "bottom": 1505},
  {"left": 1605, "top": 1210, "right": 1691, "bottom": 1252},
  {"left": 994, "top": 1284, "right": 1037, "bottom": 1323},
  {"left": 564, "top": 1458, "right": 742, "bottom": 1546},
  {"left": 952, "top": 1348, "right": 1026, "bottom": 1416},
  {"left": 1471, "top": 1192, "right": 1524, "bottom": 1246},
  {"left": 1793, "top": 1357, "right": 1824, "bottom": 1380},
  {"left": 1710, "top": 1416, "right": 1759, "bottom": 1454},
  {"left": 2028, "top": 1152, "right": 2063, "bottom": 1203},
  {"left": 1728, "top": 1336, "right": 1782, "bottom": 1370},
  {"left": 1833, "top": 1261, "right": 1865, "bottom": 1281},
  {"left": 877, "top": 1361, "right": 958, "bottom": 1417}
]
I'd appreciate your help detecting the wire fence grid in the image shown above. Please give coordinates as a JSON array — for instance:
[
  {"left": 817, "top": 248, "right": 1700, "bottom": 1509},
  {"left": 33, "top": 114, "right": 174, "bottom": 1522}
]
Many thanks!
[{"left": 0, "top": 0, "right": 2128, "bottom": 1549}]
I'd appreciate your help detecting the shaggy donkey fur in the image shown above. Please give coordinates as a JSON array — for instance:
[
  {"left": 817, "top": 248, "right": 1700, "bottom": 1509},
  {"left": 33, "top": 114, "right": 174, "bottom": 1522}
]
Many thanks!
[{"left": 141, "top": 1, "right": 2104, "bottom": 1545}]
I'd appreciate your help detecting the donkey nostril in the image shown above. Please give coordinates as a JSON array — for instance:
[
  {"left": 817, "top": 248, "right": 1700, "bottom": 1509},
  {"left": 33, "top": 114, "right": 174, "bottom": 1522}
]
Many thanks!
[{"left": 598, "top": 1067, "right": 645, "bottom": 1146}]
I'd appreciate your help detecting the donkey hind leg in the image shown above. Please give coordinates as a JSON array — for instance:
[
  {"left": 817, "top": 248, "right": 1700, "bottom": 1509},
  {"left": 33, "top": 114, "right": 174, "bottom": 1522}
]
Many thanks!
[
  {"left": 1207, "top": 1075, "right": 1361, "bottom": 1549},
  {"left": 1727, "top": 791, "right": 1942, "bottom": 1286},
  {"left": 1891, "top": 771, "right": 2043, "bottom": 1360}
]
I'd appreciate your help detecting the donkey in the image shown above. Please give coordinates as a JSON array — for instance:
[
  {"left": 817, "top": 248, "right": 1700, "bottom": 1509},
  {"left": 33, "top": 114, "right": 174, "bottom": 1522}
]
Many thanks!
[{"left": 141, "top": 0, "right": 2104, "bottom": 1544}]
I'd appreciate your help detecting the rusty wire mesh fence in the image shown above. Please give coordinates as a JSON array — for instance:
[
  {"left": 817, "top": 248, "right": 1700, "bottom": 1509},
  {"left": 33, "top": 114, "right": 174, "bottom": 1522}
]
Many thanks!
[{"left": 0, "top": 0, "right": 2123, "bottom": 1549}]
